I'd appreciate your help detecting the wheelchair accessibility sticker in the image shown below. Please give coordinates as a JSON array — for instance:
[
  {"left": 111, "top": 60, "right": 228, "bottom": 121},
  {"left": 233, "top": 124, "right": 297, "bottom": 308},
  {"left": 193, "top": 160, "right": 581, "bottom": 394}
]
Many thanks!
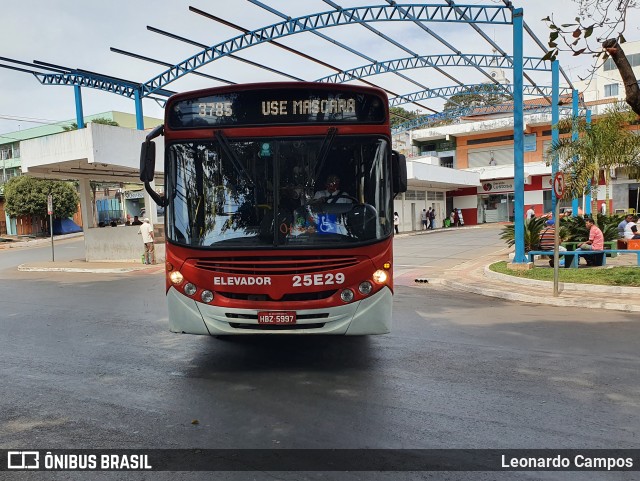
[{"left": 317, "top": 214, "right": 338, "bottom": 234}]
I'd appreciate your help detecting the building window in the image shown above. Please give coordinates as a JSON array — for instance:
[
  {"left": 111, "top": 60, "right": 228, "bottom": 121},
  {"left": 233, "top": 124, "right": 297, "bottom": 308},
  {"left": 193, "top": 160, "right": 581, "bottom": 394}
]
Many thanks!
[
  {"left": 603, "top": 57, "right": 616, "bottom": 71},
  {"left": 404, "top": 190, "right": 426, "bottom": 201},
  {"left": 440, "top": 157, "right": 454, "bottom": 169},
  {"left": 604, "top": 83, "right": 619, "bottom": 97},
  {"left": 604, "top": 53, "right": 640, "bottom": 71}
]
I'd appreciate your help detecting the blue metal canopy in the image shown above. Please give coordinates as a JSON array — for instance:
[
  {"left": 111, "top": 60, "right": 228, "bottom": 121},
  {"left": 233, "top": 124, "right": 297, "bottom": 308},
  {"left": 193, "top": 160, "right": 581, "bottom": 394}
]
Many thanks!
[{"left": 0, "top": 2, "right": 579, "bottom": 266}]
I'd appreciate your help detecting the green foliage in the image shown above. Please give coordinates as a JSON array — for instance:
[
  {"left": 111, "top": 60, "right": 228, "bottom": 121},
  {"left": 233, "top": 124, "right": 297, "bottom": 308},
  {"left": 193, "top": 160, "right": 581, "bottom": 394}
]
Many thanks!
[
  {"left": 443, "top": 83, "right": 512, "bottom": 112},
  {"left": 501, "top": 214, "right": 623, "bottom": 251},
  {"left": 546, "top": 103, "right": 640, "bottom": 207},
  {"left": 4, "top": 176, "right": 79, "bottom": 219},
  {"left": 500, "top": 216, "right": 546, "bottom": 251},
  {"left": 62, "top": 117, "right": 119, "bottom": 131},
  {"left": 561, "top": 214, "right": 622, "bottom": 242},
  {"left": 389, "top": 107, "right": 418, "bottom": 128}
]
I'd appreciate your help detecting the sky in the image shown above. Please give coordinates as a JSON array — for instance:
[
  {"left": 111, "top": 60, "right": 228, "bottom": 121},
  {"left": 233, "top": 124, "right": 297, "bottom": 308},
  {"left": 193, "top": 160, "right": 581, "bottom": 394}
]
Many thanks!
[{"left": 1, "top": 0, "right": 639, "bottom": 135}]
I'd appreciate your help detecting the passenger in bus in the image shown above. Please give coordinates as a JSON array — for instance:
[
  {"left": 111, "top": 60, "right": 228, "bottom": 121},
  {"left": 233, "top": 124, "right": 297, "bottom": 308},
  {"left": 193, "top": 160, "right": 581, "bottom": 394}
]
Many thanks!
[{"left": 313, "top": 175, "right": 354, "bottom": 204}]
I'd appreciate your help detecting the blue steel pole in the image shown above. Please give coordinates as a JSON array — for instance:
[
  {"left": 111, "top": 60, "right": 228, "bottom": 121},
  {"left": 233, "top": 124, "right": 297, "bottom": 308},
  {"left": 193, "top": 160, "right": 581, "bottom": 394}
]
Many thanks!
[
  {"left": 74, "top": 85, "right": 85, "bottom": 129},
  {"left": 572, "top": 89, "right": 579, "bottom": 216},
  {"left": 551, "top": 60, "right": 559, "bottom": 219},
  {"left": 134, "top": 88, "right": 144, "bottom": 130},
  {"left": 585, "top": 109, "right": 592, "bottom": 215},
  {"left": 512, "top": 8, "right": 526, "bottom": 263}
]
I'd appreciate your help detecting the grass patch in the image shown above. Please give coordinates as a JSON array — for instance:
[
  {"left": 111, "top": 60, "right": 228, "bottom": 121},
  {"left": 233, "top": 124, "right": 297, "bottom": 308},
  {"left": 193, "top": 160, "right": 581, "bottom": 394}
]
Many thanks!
[{"left": 490, "top": 261, "right": 640, "bottom": 287}]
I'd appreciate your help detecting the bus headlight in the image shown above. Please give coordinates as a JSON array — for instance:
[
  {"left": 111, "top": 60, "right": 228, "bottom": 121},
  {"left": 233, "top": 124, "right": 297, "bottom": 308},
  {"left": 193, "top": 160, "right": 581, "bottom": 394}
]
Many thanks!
[
  {"left": 169, "top": 271, "right": 184, "bottom": 285},
  {"left": 372, "top": 269, "right": 388, "bottom": 284},
  {"left": 184, "top": 283, "right": 197, "bottom": 296},
  {"left": 358, "top": 281, "right": 373, "bottom": 295},
  {"left": 340, "top": 289, "right": 355, "bottom": 303},
  {"left": 201, "top": 290, "right": 214, "bottom": 303}
]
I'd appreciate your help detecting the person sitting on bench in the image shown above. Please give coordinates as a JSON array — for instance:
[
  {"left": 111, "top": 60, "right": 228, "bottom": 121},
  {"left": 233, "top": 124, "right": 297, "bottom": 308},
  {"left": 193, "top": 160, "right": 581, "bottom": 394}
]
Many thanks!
[
  {"left": 575, "top": 217, "right": 604, "bottom": 266},
  {"left": 539, "top": 219, "right": 567, "bottom": 267}
]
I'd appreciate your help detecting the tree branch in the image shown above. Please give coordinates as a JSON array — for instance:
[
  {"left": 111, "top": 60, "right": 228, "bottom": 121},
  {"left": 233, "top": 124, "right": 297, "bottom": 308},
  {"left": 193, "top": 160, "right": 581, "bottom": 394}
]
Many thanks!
[{"left": 602, "top": 38, "right": 640, "bottom": 116}]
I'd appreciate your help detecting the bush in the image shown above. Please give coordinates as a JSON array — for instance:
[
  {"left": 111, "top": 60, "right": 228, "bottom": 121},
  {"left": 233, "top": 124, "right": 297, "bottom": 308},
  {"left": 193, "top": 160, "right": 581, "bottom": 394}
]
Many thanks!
[
  {"left": 561, "top": 214, "right": 622, "bottom": 242},
  {"left": 501, "top": 214, "right": 624, "bottom": 251},
  {"left": 500, "top": 216, "right": 546, "bottom": 252}
]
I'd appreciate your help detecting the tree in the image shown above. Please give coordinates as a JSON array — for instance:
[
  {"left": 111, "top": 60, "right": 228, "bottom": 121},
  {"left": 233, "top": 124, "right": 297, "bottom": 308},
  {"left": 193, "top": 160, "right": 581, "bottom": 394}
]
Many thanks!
[
  {"left": 542, "top": 1, "right": 640, "bottom": 116},
  {"left": 389, "top": 107, "right": 419, "bottom": 128},
  {"left": 546, "top": 102, "right": 640, "bottom": 217},
  {"left": 443, "top": 83, "right": 512, "bottom": 112},
  {"left": 4, "top": 176, "right": 80, "bottom": 219},
  {"left": 62, "top": 117, "right": 119, "bottom": 131}
]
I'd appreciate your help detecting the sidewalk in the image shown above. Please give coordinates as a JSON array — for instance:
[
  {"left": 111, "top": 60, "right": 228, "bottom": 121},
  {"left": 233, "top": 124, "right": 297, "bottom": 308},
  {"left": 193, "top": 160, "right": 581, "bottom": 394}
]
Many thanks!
[
  {"left": 0, "top": 232, "right": 84, "bottom": 249},
  {"left": 427, "top": 248, "right": 640, "bottom": 313},
  {"left": 17, "top": 259, "right": 161, "bottom": 273}
]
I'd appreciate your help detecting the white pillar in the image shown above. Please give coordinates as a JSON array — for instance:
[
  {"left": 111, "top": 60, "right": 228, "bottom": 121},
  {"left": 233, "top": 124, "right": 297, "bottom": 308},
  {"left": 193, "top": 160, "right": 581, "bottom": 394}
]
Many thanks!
[
  {"left": 144, "top": 181, "right": 159, "bottom": 225},
  {"left": 78, "top": 178, "right": 94, "bottom": 230}
]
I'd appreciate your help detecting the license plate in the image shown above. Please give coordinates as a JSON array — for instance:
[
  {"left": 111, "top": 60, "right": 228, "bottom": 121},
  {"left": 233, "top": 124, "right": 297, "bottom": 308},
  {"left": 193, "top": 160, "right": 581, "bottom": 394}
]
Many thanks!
[{"left": 258, "top": 311, "right": 297, "bottom": 324}]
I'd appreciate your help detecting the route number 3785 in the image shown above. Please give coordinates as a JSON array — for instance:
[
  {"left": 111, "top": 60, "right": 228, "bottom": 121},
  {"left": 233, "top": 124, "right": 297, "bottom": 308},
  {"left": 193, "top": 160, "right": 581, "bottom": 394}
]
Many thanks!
[{"left": 292, "top": 273, "right": 345, "bottom": 287}]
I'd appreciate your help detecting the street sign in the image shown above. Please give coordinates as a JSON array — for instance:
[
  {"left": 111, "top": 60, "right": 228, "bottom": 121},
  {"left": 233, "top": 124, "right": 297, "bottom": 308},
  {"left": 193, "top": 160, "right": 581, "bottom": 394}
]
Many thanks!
[
  {"left": 553, "top": 172, "right": 565, "bottom": 199},
  {"left": 47, "top": 194, "right": 53, "bottom": 215}
]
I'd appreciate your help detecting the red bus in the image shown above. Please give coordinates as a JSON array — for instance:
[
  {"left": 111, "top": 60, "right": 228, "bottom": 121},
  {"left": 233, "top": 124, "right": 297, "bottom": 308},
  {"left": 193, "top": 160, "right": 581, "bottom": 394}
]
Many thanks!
[{"left": 140, "top": 82, "right": 407, "bottom": 335}]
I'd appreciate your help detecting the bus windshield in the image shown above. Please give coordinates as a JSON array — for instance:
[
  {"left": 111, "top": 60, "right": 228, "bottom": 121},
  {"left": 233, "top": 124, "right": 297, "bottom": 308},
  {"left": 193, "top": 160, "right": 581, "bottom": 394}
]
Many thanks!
[{"left": 167, "top": 135, "right": 393, "bottom": 248}]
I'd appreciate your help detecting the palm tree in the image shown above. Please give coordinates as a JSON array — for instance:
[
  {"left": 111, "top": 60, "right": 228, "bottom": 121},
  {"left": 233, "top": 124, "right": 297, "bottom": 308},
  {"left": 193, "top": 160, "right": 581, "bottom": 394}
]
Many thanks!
[{"left": 546, "top": 102, "right": 640, "bottom": 220}]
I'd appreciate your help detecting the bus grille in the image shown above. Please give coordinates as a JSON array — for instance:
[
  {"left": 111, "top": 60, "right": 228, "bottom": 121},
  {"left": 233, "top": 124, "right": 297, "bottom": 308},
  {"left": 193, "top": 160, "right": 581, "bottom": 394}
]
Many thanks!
[
  {"left": 218, "top": 290, "right": 337, "bottom": 302},
  {"left": 194, "top": 256, "right": 360, "bottom": 275}
]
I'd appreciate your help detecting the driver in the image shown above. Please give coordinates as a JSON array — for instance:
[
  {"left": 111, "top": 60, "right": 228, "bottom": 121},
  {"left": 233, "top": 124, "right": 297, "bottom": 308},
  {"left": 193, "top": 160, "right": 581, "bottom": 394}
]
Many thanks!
[{"left": 313, "top": 175, "right": 353, "bottom": 204}]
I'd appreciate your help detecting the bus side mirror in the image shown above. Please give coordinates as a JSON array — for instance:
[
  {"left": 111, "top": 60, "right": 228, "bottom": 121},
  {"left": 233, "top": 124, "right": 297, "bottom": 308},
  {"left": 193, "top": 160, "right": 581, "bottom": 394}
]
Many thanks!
[
  {"left": 140, "top": 140, "right": 156, "bottom": 183},
  {"left": 392, "top": 150, "right": 407, "bottom": 194},
  {"left": 139, "top": 125, "right": 166, "bottom": 207}
]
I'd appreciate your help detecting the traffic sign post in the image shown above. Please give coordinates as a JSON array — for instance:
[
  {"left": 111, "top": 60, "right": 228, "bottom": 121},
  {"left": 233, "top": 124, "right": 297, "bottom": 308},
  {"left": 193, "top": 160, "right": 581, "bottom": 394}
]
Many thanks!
[
  {"left": 48, "top": 194, "right": 54, "bottom": 262},
  {"left": 552, "top": 173, "right": 565, "bottom": 297}
]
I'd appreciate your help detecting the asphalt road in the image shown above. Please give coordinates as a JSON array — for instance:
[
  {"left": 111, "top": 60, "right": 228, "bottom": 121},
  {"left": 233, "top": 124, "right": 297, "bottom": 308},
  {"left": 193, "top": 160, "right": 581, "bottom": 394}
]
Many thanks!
[{"left": 0, "top": 231, "right": 638, "bottom": 481}]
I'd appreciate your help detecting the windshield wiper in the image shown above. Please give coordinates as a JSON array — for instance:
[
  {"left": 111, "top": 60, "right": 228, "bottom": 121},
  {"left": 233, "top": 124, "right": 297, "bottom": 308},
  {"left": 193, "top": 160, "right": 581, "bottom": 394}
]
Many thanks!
[
  {"left": 308, "top": 127, "right": 338, "bottom": 190},
  {"left": 215, "top": 130, "right": 255, "bottom": 188}
]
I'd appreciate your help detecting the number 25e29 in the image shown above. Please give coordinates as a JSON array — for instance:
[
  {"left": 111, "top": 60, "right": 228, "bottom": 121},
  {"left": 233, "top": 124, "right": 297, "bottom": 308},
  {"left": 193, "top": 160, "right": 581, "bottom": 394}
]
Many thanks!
[{"left": 292, "top": 273, "right": 345, "bottom": 287}]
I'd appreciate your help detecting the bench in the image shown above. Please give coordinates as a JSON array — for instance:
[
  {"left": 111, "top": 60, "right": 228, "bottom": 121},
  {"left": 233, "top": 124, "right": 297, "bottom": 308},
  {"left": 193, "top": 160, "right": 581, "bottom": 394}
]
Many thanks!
[
  {"left": 527, "top": 249, "right": 640, "bottom": 268},
  {"left": 561, "top": 241, "right": 617, "bottom": 256}
]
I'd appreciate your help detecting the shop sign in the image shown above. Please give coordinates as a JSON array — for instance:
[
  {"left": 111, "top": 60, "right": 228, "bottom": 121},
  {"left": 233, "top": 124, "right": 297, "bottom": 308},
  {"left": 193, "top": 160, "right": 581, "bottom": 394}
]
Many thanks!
[
  {"left": 541, "top": 175, "right": 553, "bottom": 189},
  {"left": 437, "top": 150, "right": 455, "bottom": 157},
  {"left": 124, "top": 190, "right": 145, "bottom": 199},
  {"left": 478, "top": 179, "right": 514, "bottom": 193}
]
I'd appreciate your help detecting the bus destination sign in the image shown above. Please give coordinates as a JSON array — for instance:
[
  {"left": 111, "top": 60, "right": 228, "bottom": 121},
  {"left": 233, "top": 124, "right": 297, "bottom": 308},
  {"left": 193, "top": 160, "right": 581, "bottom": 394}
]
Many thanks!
[{"left": 168, "top": 88, "right": 386, "bottom": 129}]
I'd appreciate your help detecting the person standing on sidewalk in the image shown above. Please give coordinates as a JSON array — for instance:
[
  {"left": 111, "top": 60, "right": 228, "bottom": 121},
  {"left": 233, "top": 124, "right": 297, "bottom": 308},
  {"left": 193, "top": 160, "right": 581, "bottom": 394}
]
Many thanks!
[
  {"left": 420, "top": 209, "right": 428, "bottom": 230},
  {"left": 526, "top": 206, "right": 535, "bottom": 219},
  {"left": 429, "top": 208, "right": 436, "bottom": 230},
  {"left": 393, "top": 212, "right": 400, "bottom": 234},
  {"left": 138, "top": 218, "right": 155, "bottom": 265}
]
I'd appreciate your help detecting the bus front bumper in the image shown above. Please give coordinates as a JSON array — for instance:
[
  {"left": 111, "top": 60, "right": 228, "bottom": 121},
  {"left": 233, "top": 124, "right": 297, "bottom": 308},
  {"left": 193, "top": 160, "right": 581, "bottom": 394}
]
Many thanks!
[{"left": 166, "top": 286, "right": 393, "bottom": 335}]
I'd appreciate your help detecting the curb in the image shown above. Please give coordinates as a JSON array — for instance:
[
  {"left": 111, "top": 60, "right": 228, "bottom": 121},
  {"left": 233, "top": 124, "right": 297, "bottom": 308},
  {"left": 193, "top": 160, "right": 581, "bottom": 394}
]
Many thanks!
[
  {"left": 17, "top": 264, "right": 155, "bottom": 273},
  {"left": 394, "top": 225, "right": 483, "bottom": 238},
  {"left": 439, "top": 278, "right": 640, "bottom": 313},
  {"left": 0, "top": 232, "right": 84, "bottom": 249},
  {"left": 483, "top": 265, "right": 640, "bottom": 295}
]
